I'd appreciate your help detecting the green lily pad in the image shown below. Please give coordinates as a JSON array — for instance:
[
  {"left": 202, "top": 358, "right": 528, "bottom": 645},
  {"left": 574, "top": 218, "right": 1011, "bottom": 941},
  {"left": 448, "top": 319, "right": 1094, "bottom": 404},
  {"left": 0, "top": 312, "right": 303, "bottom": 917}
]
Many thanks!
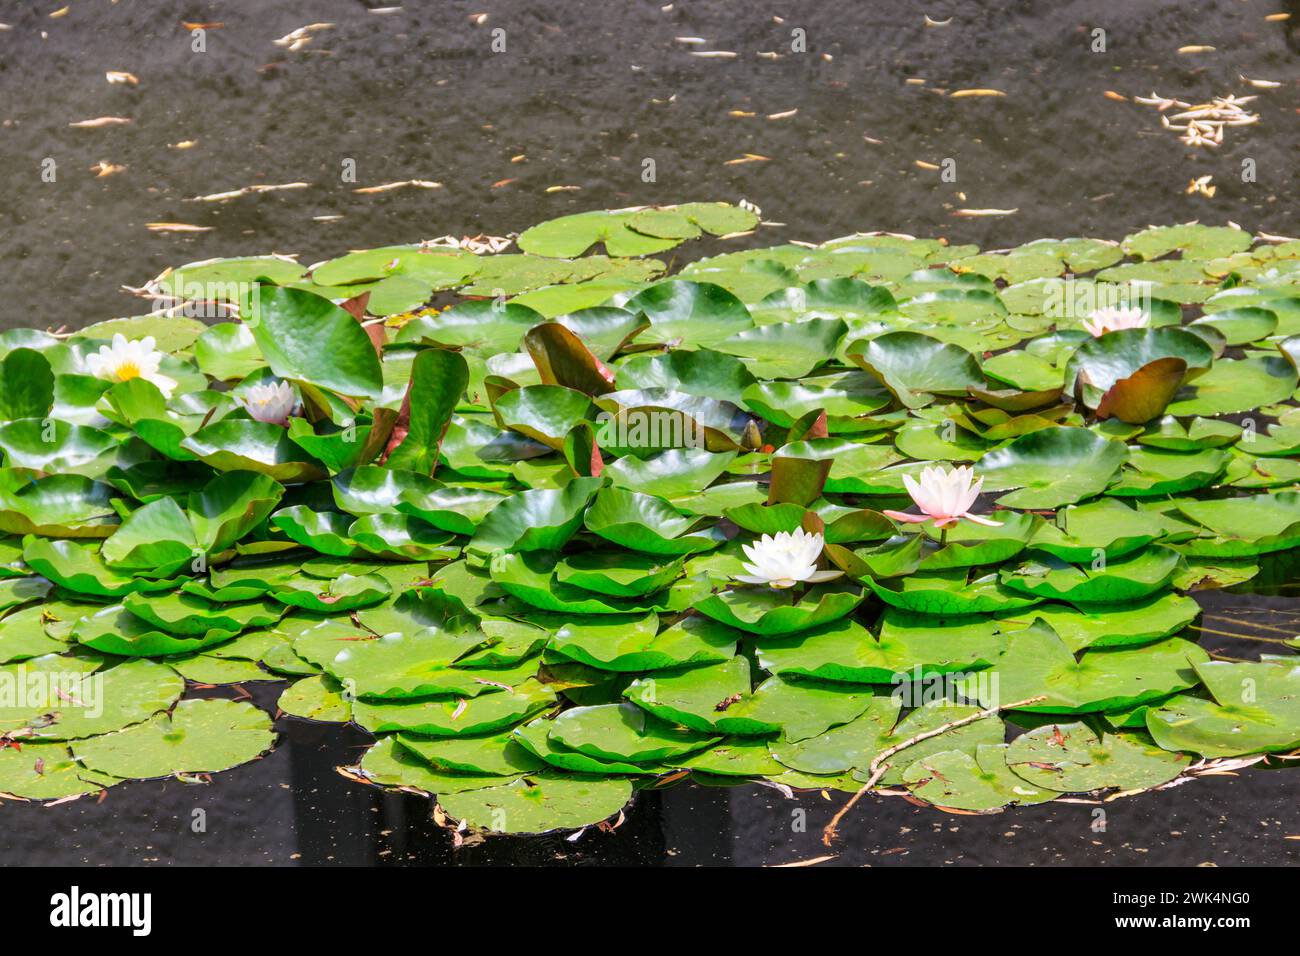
[
  {"left": 1166, "top": 356, "right": 1297, "bottom": 417},
  {"left": 122, "top": 592, "right": 282, "bottom": 636},
  {"left": 999, "top": 546, "right": 1180, "bottom": 605},
  {"left": 622, "top": 281, "right": 753, "bottom": 348},
  {"left": 72, "top": 698, "right": 274, "bottom": 779},
  {"left": 1146, "top": 658, "right": 1300, "bottom": 757},
  {"left": 467, "top": 476, "right": 603, "bottom": 556},
  {"left": 846, "top": 331, "right": 983, "bottom": 408},
  {"left": 247, "top": 285, "right": 382, "bottom": 400},
  {"left": 548, "top": 702, "right": 719, "bottom": 763},
  {"left": 1028, "top": 498, "right": 1169, "bottom": 562},
  {"left": 867, "top": 569, "right": 1042, "bottom": 615},
  {"left": 958, "top": 623, "right": 1208, "bottom": 714},
  {"left": 0, "top": 741, "right": 118, "bottom": 800},
  {"left": 584, "top": 486, "right": 725, "bottom": 555},
  {"left": 1172, "top": 492, "right": 1300, "bottom": 556},
  {"left": 548, "top": 612, "right": 737, "bottom": 672},
  {"left": 395, "top": 730, "right": 547, "bottom": 776},
  {"left": 270, "top": 572, "right": 392, "bottom": 612},
  {"left": 977, "top": 426, "right": 1128, "bottom": 508},
  {"left": 512, "top": 718, "right": 660, "bottom": 774},
  {"left": 904, "top": 743, "right": 1060, "bottom": 810},
  {"left": 490, "top": 550, "right": 698, "bottom": 615},
  {"left": 772, "top": 698, "right": 1006, "bottom": 786},
  {"left": 1004, "top": 591, "right": 1201, "bottom": 652},
  {"left": 625, "top": 656, "right": 875, "bottom": 738},
  {"left": 351, "top": 678, "right": 558, "bottom": 735},
  {"left": 0, "top": 470, "right": 119, "bottom": 538},
  {"left": 356, "top": 735, "right": 518, "bottom": 794},
  {"left": 1107, "top": 447, "right": 1229, "bottom": 497},
  {"left": 695, "top": 584, "right": 863, "bottom": 635},
  {"left": 1005, "top": 720, "right": 1190, "bottom": 792},
  {"left": 438, "top": 771, "right": 634, "bottom": 834},
  {"left": 22, "top": 538, "right": 177, "bottom": 598},
  {"left": 757, "top": 613, "right": 1005, "bottom": 684},
  {"left": 555, "top": 552, "right": 685, "bottom": 597},
  {"left": 276, "top": 674, "right": 353, "bottom": 722}
]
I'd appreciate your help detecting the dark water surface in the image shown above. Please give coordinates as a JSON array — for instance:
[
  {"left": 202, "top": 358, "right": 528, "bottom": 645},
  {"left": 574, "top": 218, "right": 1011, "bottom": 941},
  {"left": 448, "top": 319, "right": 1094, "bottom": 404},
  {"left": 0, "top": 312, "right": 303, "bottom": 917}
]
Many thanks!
[{"left": 0, "top": 0, "right": 1297, "bottom": 865}]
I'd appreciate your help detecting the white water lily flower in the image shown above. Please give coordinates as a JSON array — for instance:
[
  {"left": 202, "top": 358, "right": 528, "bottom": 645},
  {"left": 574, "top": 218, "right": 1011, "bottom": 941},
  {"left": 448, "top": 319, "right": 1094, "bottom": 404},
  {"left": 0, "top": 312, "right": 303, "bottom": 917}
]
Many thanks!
[
  {"left": 1082, "top": 306, "right": 1147, "bottom": 337},
  {"left": 734, "top": 529, "right": 843, "bottom": 589},
  {"left": 84, "top": 333, "right": 178, "bottom": 397},
  {"left": 241, "top": 381, "right": 296, "bottom": 425},
  {"left": 884, "top": 464, "right": 1003, "bottom": 529}
]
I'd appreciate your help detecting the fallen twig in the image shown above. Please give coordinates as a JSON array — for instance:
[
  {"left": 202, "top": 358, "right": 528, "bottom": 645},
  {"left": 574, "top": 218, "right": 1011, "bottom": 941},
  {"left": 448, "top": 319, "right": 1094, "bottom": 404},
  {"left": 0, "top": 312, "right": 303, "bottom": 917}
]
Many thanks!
[{"left": 821, "top": 694, "right": 1047, "bottom": 847}]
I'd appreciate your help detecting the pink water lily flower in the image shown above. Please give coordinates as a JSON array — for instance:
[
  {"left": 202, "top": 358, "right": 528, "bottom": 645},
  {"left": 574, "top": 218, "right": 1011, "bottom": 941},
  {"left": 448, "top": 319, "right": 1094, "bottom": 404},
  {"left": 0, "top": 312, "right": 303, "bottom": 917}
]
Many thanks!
[
  {"left": 884, "top": 465, "right": 1003, "bottom": 529},
  {"left": 734, "top": 529, "right": 843, "bottom": 589},
  {"left": 1082, "top": 306, "right": 1147, "bottom": 337}
]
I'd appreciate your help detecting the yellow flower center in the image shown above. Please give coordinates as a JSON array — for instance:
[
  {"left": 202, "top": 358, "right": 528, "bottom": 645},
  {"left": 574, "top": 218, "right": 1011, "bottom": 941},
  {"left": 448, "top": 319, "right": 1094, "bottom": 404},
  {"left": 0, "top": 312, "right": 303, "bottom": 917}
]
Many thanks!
[{"left": 115, "top": 360, "right": 141, "bottom": 381}]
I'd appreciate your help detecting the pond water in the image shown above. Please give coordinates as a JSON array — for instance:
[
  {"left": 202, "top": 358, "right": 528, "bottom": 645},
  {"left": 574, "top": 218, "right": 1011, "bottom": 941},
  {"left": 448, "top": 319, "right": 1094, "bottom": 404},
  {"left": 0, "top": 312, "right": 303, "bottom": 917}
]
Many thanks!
[{"left": 0, "top": 0, "right": 1297, "bottom": 865}]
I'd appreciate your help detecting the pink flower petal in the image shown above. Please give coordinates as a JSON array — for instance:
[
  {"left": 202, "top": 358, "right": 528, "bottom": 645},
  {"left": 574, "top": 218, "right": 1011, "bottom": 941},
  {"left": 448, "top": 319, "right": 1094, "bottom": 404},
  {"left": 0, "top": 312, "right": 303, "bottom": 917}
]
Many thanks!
[{"left": 883, "top": 510, "right": 931, "bottom": 523}]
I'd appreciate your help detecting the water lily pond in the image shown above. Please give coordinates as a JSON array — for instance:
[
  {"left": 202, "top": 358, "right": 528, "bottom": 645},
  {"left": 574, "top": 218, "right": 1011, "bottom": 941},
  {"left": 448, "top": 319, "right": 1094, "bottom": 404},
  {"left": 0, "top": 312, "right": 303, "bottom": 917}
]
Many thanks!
[{"left": 1, "top": 202, "right": 1298, "bottom": 854}]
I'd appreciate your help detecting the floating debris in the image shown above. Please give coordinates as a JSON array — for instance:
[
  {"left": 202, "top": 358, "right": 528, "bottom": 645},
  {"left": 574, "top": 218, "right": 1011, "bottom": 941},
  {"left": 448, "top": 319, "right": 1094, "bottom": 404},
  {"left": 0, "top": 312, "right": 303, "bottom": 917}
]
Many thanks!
[
  {"left": 68, "top": 116, "right": 131, "bottom": 128},
  {"left": 953, "top": 207, "right": 1019, "bottom": 217},
  {"left": 767, "top": 109, "right": 798, "bottom": 120},
  {"left": 1177, "top": 45, "right": 1216, "bottom": 53},
  {"left": 353, "top": 180, "right": 442, "bottom": 194},
  {"left": 273, "top": 22, "right": 333, "bottom": 51},
  {"left": 145, "top": 222, "right": 212, "bottom": 233},
  {"left": 1133, "top": 91, "right": 1261, "bottom": 149},
  {"left": 674, "top": 36, "right": 707, "bottom": 45},
  {"left": 724, "top": 153, "right": 771, "bottom": 165},
  {"left": 950, "top": 89, "right": 1006, "bottom": 98},
  {"left": 170, "top": 140, "right": 197, "bottom": 150},
  {"left": 189, "top": 183, "right": 311, "bottom": 202},
  {"left": 1186, "top": 175, "right": 1216, "bottom": 198},
  {"left": 90, "top": 161, "right": 126, "bottom": 178},
  {"left": 545, "top": 185, "right": 582, "bottom": 193},
  {"left": 924, "top": 15, "right": 953, "bottom": 26},
  {"left": 690, "top": 50, "right": 738, "bottom": 59},
  {"left": 105, "top": 71, "right": 139, "bottom": 86},
  {"left": 1240, "top": 74, "right": 1282, "bottom": 89},
  {"left": 1103, "top": 90, "right": 1128, "bottom": 102}
]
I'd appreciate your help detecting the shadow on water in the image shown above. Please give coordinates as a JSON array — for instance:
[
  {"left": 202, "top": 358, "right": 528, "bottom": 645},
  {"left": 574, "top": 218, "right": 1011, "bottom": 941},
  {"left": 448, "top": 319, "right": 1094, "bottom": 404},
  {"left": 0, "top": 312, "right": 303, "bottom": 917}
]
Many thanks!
[{"left": 0, "top": 0, "right": 1296, "bottom": 865}]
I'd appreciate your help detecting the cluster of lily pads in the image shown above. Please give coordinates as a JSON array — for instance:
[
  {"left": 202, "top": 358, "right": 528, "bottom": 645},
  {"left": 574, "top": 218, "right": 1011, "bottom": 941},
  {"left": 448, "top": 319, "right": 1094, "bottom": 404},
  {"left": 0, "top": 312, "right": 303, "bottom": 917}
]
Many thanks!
[{"left": 1, "top": 203, "right": 1299, "bottom": 835}]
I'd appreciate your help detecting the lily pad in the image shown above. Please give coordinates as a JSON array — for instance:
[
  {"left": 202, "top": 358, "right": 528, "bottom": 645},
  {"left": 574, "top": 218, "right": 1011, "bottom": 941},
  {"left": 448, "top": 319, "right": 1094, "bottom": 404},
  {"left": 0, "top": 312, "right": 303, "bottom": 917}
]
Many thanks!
[
  {"left": 548, "top": 612, "right": 737, "bottom": 671},
  {"left": 73, "top": 698, "right": 275, "bottom": 779},
  {"left": 0, "top": 742, "right": 118, "bottom": 800},
  {"left": 438, "top": 772, "right": 634, "bottom": 834},
  {"left": 957, "top": 623, "right": 1208, "bottom": 714},
  {"left": 1146, "top": 658, "right": 1300, "bottom": 757},
  {"left": 903, "top": 744, "right": 1059, "bottom": 810},
  {"left": 977, "top": 426, "right": 1128, "bottom": 508},
  {"left": 1005, "top": 720, "right": 1190, "bottom": 792}
]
